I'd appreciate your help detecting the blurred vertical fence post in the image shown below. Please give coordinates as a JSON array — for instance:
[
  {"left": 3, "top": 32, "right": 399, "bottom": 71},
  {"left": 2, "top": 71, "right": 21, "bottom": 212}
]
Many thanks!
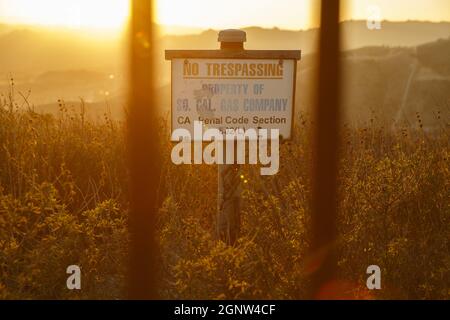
[
  {"left": 128, "top": 0, "right": 160, "bottom": 299},
  {"left": 309, "top": 0, "right": 342, "bottom": 298}
]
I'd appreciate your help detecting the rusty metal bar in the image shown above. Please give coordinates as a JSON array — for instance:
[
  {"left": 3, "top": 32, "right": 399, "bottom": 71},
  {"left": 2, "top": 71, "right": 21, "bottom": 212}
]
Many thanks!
[
  {"left": 127, "top": 0, "right": 160, "bottom": 299},
  {"left": 309, "top": 0, "right": 342, "bottom": 299}
]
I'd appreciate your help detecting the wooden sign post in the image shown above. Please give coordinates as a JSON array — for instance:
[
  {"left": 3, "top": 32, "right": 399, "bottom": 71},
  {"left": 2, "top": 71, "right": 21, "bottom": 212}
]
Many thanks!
[{"left": 166, "top": 30, "right": 301, "bottom": 245}]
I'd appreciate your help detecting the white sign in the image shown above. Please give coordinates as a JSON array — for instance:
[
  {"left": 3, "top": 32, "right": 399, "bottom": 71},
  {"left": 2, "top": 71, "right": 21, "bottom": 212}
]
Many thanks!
[{"left": 171, "top": 58, "right": 297, "bottom": 140}]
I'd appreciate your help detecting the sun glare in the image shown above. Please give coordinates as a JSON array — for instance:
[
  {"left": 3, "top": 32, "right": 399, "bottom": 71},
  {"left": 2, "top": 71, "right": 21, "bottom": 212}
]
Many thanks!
[
  {"left": 155, "top": 0, "right": 314, "bottom": 31},
  {"left": 2, "top": 0, "right": 129, "bottom": 30}
]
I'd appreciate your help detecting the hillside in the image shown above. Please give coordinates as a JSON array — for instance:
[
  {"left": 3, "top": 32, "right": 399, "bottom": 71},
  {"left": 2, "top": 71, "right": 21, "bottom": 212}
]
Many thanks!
[
  {"left": 2, "top": 20, "right": 450, "bottom": 76},
  {"left": 0, "top": 21, "right": 449, "bottom": 125}
]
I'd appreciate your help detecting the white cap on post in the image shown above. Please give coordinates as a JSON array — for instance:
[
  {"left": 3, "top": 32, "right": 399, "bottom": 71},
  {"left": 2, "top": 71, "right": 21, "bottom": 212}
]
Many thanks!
[{"left": 218, "top": 29, "right": 246, "bottom": 50}]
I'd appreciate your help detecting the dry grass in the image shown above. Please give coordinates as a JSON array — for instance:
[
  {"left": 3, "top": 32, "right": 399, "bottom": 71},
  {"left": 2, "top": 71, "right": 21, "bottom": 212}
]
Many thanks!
[{"left": 0, "top": 86, "right": 449, "bottom": 299}]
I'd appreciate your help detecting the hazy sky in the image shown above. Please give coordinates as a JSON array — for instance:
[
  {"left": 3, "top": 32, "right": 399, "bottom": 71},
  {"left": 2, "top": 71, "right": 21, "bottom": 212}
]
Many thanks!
[{"left": 0, "top": 0, "right": 449, "bottom": 31}]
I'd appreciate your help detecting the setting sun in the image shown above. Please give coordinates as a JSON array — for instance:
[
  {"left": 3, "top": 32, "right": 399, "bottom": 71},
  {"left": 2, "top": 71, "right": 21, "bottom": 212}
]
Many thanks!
[
  {"left": 0, "top": 0, "right": 129, "bottom": 30},
  {"left": 2, "top": 0, "right": 450, "bottom": 32}
]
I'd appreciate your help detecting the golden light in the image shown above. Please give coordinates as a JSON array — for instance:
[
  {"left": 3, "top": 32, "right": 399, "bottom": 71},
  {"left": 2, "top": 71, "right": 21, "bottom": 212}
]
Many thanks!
[
  {"left": 2, "top": 0, "right": 450, "bottom": 33},
  {"left": 155, "top": 0, "right": 314, "bottom": 30},
  {"left": 3, "top": 0, "right": 130, "bottom": 30}
]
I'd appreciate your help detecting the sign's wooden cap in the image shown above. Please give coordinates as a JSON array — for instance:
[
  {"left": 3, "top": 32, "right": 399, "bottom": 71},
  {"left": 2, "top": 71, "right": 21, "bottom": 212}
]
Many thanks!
[{"left": 218, "top": 29, "right": 247, "bottom": 43}]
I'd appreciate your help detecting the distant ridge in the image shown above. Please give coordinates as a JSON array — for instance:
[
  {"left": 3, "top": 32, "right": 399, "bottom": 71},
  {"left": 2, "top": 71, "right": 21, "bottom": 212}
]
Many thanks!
[
  {"left": 1, "top": 20, "right": 449, "bottom": 75},
  {"left": 1, "top": 20, "right": 449, "bottom": 122},
  {"left": 160, "top": 20, "right": 450, "bottom": 52}
]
